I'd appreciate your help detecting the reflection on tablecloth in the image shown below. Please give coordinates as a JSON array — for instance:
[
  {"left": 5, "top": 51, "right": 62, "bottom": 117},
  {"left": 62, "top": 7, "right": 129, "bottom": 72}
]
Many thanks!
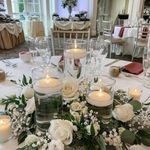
[{"left": 54, "top": 21, "right": 91, "bottom": 30}]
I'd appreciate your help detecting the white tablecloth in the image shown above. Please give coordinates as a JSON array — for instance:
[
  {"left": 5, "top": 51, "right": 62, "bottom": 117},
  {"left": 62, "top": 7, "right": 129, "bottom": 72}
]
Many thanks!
[
  {"left": 0, "top": 22, "right": 23, "bottom": 37},
  {"left": 0, "top": 57, "right": 149, "bottom": 150},
  {"left": 54, "top": 21, "right": 91, "bottom": 30},
  {"left": 113, "top": 26, "right": 138, "bottom": 55}
]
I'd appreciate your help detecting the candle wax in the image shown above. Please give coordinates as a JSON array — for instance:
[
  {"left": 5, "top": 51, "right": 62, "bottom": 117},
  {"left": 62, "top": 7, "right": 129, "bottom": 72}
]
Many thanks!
[
  {"left": 0, "top": 115, "right": 11, "bottom": 142},
  {"left": 129, "top": 88, "right": 141, "bottom": 100},
  {"left": 88, "top": 90, "right": 112, "bottom": 107},
  {"left": 65, "top": 48, "right": 86, "bottom": 59},
  {"left": 34, "top": 77, "right": 62, "bottom": 94}
]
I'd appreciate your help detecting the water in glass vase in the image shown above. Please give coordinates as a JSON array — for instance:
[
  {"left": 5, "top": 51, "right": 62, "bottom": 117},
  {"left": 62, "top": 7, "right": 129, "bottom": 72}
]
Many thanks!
[
  {"left": 64, "top": 49, "right": 86, "bottom": 79},
  {"left": 34, "top": 91, "right": 62, "bottom": 131}
]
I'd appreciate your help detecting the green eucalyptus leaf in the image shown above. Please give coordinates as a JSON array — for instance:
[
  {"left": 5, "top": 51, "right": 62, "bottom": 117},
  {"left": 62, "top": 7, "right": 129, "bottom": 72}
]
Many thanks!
[
  {"left": 129, "top": 100, "right": 142, "bottom": 111},
  {"left": 98, "top": 135, "right": 106, "bottom": 150},
  {"left": 18, "top": 131, "right": 27, "bottom": 144},
  {"left": 90, "top": 123, "right": 95, "bottom": 136},
  {"left": 22, "top": 75, "right": 28, "bottom": 86},
  {"left": 141, "top": 137, "right": 150, "bottom": 146},
  {"left": 29, "top": 77, "right": 32, "bottom": 84},
  {"left": 121, "top": 130, "right": 135, "bottom": 144},
  {"left": 80, "top": 113, "right": 84, "bottom": 125},
  {"left": 21, "top": 95, "right": 27, "bottom": 106}
]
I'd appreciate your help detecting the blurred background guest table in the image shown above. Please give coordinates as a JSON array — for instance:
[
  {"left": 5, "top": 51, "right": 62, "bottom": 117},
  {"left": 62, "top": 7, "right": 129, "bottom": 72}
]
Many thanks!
[
  {"left": 54, "top": 20, "right": 91, "bottom": 30},
  {"left": 26, "top": 20, "right": 45, "bottom": 38},
  {"left": 0, "top": 22, "right": 25, "bottom": 50}
]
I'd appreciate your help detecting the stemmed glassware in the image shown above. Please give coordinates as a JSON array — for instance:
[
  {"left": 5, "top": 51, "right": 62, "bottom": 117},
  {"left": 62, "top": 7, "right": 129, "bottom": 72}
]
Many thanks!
[
  {"left": 35, "top": 37, "right": 51, "bottom": 66},
  {"left": 28, "top": 38, "right": 38, "bottom": 64},
  {"left": 89, "top": 38, "right": 108, "bottom": 78},
  {"left": 143, "top": 47, "right": 150, "bottom": 88}
]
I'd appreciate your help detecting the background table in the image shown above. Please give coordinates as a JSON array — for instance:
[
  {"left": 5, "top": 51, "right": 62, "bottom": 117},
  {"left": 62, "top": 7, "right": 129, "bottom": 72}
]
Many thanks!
[
  {"left": 54, "top": 21, "right": 91, "bottom": 30},
  {"left": 0, "top": 57, "right": 149, "bottom": 150},
  {"left": 0, "top": 22, "right": 25, "bottom": 50}
]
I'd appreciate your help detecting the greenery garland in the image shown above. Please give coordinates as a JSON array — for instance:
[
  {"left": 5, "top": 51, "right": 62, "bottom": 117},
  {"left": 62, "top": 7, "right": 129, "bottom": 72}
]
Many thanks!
[{"left": 0, "top": 75, "right": 150, "bottom": 150}]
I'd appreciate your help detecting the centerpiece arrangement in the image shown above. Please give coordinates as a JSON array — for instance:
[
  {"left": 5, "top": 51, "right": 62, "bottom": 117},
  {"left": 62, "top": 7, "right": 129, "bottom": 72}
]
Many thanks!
[
  {"left": 62, "top": 0, "right": 77, "bottom": 18},
  {"left": 0, "top": 74, "right": 150, "bottom": 150}
]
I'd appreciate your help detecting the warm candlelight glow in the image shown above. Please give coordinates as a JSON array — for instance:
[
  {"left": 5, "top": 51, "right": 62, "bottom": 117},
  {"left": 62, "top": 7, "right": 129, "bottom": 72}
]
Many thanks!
[
  {"left": 88, "top": 89, "right": 112, "bottom": 107},
  {"left": 0, "top": 115, "right": 11, "bottom": 142},
  {"left": 34, "top": 76, "right": 62, "bottom": 94},
  {"left": 128, "top": 88, "right": 141, "bottom": 100}
]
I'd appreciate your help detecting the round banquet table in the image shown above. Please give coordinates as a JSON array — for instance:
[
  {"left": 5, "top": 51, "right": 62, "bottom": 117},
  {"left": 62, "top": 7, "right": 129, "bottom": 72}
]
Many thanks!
[
  {"left": 0, "top": 56, "right": 149, "bottom": 150},
  {"left": 0, "top": 22, "right": 25, "bottom": 50}
]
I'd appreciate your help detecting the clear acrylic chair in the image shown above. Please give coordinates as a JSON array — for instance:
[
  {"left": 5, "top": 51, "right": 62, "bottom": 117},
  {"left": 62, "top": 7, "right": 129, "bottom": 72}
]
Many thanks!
[
  {"left": 102, "top": 20, "right": 125, "bottom": 58},
  {"left": 131, "top": 23, "right": 150, "bottom": 61}
]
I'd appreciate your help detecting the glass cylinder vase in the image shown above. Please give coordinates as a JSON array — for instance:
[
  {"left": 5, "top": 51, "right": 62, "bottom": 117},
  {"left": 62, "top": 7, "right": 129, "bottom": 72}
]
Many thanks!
[
  {"left": 86, "top": 76, "right": 116, "bottom": 124},
  {"left": 32, "top": 67, "right": 62, "bottom": 131},
  {"left": 64, "top": 40, "right": 87, "bottom": 80}
]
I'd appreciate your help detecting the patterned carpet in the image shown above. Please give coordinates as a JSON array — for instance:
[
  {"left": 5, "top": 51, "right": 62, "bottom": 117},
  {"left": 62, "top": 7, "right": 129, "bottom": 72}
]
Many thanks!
[{"left": 0, "top": 41, "right": 142, "bottom": 63}]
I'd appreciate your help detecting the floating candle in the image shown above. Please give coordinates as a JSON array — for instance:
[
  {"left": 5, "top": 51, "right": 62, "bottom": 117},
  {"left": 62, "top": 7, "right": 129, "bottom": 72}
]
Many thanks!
[
  {"left": 0, "top": 115, "right": 11, "bottom": 142},
  {"left": 87, "top": 89, "right": 112, "bottom": 107},
  {"left": 128, "top": 88, "right": 141, "bottom": 100},
  {"left": 33, "top": 75, "right": 62, "bottom": 94}
]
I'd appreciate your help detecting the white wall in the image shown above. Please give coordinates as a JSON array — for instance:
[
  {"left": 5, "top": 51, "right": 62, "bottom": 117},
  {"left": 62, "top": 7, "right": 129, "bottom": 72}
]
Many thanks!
[
  {"left": 128, "top": 0, "right": 144, "bottom": 23},
  {"left": 110, "top": 0, "right": 126, "bottom": 24}
]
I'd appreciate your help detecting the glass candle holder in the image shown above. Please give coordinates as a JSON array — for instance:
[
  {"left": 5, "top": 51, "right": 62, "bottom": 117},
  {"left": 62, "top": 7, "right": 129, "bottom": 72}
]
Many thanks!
[
  {"left": 32, "top": 67, "right": 62, "bottom": 131},
  {"left": 0, "top": 115, "right": 12, "bottom": 143},
  {"left": 87, "top": 76, "right": 116, "bottom": 124},
  {"left": 128, "top": 88, "right": 142, "bottom": 101},
  {"left": 64, "top": 39, "right": 87, "bottom": 79}
]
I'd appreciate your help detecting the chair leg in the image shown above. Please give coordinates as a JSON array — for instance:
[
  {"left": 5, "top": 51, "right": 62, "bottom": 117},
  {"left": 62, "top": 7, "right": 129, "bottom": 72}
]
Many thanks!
[
  {"left": 51, "top": 35, "right": 55, "bottom": 56},
  {"left": 109, "top": 44, "right": 113, "bottom": 58},
  {"left": 131, "top": 46, "right": 136, "bottom": 61}
]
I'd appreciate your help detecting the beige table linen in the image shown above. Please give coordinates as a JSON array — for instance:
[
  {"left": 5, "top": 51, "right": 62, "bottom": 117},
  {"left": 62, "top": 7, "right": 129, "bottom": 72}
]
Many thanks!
[
  {"left": 0, "top": 22, "right": 25, "bottom": 50},
  {"left": 26, "top": 20, "right": 45, "bottom": 37}
]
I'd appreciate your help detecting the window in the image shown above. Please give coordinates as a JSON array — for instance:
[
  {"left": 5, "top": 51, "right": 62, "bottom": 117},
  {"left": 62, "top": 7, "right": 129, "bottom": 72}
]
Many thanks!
[
  {"left": 12, "top": 0, "right": 24, "bottom": 13},
  {"left": 11, "top": 0, "right": 40, "bottom": 17},
  {"left": 27, "top": 0, "right": 40, "bottom": 14}
]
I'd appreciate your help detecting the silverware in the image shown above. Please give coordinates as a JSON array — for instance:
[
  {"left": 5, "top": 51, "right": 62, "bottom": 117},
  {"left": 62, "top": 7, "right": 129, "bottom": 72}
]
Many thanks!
[
  {"left": 2, "top": 60, "right": 17, "bottom": 68},
  {"left": 51, "top": 63, "right": 63, "bottom": 73},
  {"left": 105, "top": 59, "right": 120, "bottom": 67}
]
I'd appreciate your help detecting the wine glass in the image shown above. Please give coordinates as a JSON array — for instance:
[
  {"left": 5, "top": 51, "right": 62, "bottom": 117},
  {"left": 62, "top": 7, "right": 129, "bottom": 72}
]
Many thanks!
[
  {"left": 35, "top": 37, "right": 51, "bottom": 66},
  {"left": 89, "top": 38, "right": 108, "bottom": 77},
  {"left": 143, "top": 47, "right": 150, "bottom": 88},
  {"left": 28, "top": 38, "right": 38, "bottom": 64}
]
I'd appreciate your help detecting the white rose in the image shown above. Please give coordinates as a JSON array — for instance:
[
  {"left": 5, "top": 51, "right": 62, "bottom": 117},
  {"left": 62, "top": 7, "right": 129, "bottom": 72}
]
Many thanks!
[
  {"left": 70, "top": 111, "right": 80, "bottom": 121},
  {"left": 25, "top": 134, "right": 38, "bottom": 145},
  {"left": 22, "top": 85, "right": 34, "bottom": 99},
  {"left": 70, "top": 102, "right": 82, "bottom": 111},
  {"left": 113, "top": 104, "right": 134, "bottom": 122},
  {"left": 49, "top": 119, "right": 74, "bottom": 145},
  {"left": 25, "top": 97, "right": 35, "bottom": 115},
  {"left": 82, "top": 106, "right": 88, "bottom": 115},
  {"left": 86, "top": 122, "right": 100, "bottom": 136},
  {"left": 63, "top": 78, "right": 78, "bottom": 99},
  {"left": 48, "top": 140, "right": 64, "bottom": 150}
]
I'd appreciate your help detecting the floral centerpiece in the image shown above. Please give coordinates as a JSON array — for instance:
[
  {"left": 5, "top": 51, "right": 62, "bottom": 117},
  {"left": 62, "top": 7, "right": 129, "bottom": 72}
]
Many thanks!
[
  {"left": 62, "top": 0, "right": 77, "bottom": 18},
  {"left": 0, "top": 76, "right": 150, "bottom": 150}
]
